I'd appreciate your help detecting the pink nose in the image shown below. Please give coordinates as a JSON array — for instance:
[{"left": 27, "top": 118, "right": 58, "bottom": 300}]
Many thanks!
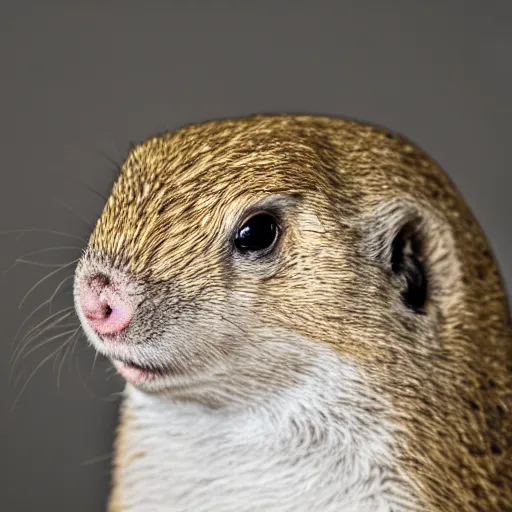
[{"left": 80, "top": 275, "right": 134, "bottom": 336}]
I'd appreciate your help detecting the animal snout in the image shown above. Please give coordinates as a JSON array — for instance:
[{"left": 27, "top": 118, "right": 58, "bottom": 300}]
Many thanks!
[{"left": 79, "top": 274, "right": 134, "bottom": 336}]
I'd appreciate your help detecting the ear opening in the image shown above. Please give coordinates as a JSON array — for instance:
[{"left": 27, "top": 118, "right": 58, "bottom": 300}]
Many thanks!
[
  {"left": 364, "top": 199, "right": 462, "bottom": 316},
  {"left": 390, "top": 219, "right": 428, "bottom": 313}
]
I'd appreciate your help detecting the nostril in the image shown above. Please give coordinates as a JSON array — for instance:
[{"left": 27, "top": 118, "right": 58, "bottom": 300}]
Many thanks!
[{"left": 85, "top": 303, "right": 112, "bottom": 321}]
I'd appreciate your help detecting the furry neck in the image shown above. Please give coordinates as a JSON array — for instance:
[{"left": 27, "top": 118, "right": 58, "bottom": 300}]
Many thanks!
[{"left": 110, "top": 351, "right": 419, "bottom": 512}]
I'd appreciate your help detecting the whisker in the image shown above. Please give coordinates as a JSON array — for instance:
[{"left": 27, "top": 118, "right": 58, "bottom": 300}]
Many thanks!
[
  {"left": 19, "top": 259, "right": 78, "bottom": 309},
  {"left": 105, "top": 367, "right": 120, "bottom": 382},
  {"left": 16, "top": 259, "right": 70, "bottom": 268},
  {"left": 10, "top": 339, "right": 71, "bottom": 412},
  {"left": 11, "top": 308, "right": 75, "bottom": 372},
  {"left": 83, "top": 452, "right": 114, "bottom": 466},
  {"left": 91, "top": 348, "right": 100, "bottom": 376},
  {"left": 220, "top": 314, "right": 250, "bottom": 336},
  {"left": 11, "top": 277, "right": 74, "bottom": 351},
  {"left": 67, "top": 332, "right": 80, "bottom": 372},
  {"left": 57, "top": 199, "right": 95, "bottom": 228},
  {"left": 18, "top": 246, "right": 83, "bottom": 260},
  {"left": 57, "top": 330, "right": 80, "bottom": 390},
  {"left": 12, "top": 297, "right": 58, "bottom": 348},
  {"left": 79, "top": 179, "right": 109, "bottom": 202},
  {"left": 75, "top": 351, "right": 98, "bottom": 399},
  {"left": 16, "top": 312, "right": 78, "bottom": 364},
  {"left": 54, "top": 161, "right": 112, "bottom": 201},
  {"left": 11, "top": 270, "right": 75, "bottom": 370},
  {"left": 48, "top": 274, "right": 75, "bottom": 315},
  {"left": 95, "top": 148, "right": 123, "bottom": 174},
  {"left": 15, "top": 306, "right": 75, "bottom": 353},
  {"left": 101, "top": 390, "right": 124, "bottom": 403},
  {"left": 20, "top": 327, "right": 79, "bottom": 362},
  {"left": 0, "top": 228, "right": 87, "bottom": 243},
  {"left": 4, "top": 247, "right": 81, "bottom": 277}
]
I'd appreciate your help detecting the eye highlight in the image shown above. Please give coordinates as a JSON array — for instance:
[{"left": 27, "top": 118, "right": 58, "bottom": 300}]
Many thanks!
[{"left": 234, "top": 213, "right": 278, "bottom": 253}]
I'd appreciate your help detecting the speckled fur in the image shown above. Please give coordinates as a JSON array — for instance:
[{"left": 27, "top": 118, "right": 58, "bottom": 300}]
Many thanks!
[{"left": 75, "top": 115, "right": 511, "bottom": 511}]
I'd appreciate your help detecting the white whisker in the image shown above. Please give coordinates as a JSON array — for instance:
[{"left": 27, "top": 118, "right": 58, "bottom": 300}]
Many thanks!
[
  {"left": 57, "top": 330, "right": 80, "bottom": 390},
  {"left": 0, "top": 228, "right": 86, "bottom": 243},
  {"left": 19, "top": 327, "right": 79, "bottom": 362},
  {"left": 10, "top": 309, "right": 75, "bottom": 373},
  {"left": 10, "top": 339, "right": 71, "bottom": 412},
  {"left": 19, "top": 259, "right": 77, "bottom": 309}
]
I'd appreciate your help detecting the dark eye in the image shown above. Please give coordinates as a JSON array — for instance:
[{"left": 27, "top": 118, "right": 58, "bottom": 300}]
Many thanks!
[{"left": 234, "top": 213, "right": 278, "bottom": 252}]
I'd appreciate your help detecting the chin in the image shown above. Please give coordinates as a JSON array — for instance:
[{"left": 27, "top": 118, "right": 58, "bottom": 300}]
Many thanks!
[
  {"left": 112, "top": 359, "right": 170, "bottom": 389},
  {"left": 108, "top": 349, "right": 226, "bottom": 399}
]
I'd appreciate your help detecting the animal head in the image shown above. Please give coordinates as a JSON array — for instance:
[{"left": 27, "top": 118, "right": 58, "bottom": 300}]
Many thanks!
[
  {"left": 75, "top": 115, "right": 509, "bottom": 403},
  {"left": 74, "top": 114, "right": 511, "bottom": 510}
]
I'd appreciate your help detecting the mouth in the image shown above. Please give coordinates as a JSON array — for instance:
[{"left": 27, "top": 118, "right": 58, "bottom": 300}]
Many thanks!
[{"left": 112, "top": 358, "right": 169, "bottom": 386}]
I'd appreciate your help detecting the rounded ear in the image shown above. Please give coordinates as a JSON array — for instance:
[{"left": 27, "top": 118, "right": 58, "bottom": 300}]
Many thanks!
[{"left": 363, "top": 199, "right": 463, "bottom": 315}]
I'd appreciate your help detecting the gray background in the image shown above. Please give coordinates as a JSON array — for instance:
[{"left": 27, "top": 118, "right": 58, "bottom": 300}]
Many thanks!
[{"left": 1, "top": 2, "right": 510, "bottom": 511}]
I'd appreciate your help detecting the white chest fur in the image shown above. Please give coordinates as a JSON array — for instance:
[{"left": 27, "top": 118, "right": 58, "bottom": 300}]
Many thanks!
[{"left": 113, "top": 354, "right": 419, "bottom": 512}]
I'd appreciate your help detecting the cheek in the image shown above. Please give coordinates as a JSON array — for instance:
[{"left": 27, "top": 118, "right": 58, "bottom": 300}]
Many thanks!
[{"left": 161, "top": 307, "right": 242, "bottom": 363}]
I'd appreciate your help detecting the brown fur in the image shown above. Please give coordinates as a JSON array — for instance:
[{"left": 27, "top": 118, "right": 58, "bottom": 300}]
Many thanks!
[
  {"left": 89, "top": 115, "right": 511, "bottom": 511},
  {"left": 108, "top": 405, "right": 144, "bottom": 512}
]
